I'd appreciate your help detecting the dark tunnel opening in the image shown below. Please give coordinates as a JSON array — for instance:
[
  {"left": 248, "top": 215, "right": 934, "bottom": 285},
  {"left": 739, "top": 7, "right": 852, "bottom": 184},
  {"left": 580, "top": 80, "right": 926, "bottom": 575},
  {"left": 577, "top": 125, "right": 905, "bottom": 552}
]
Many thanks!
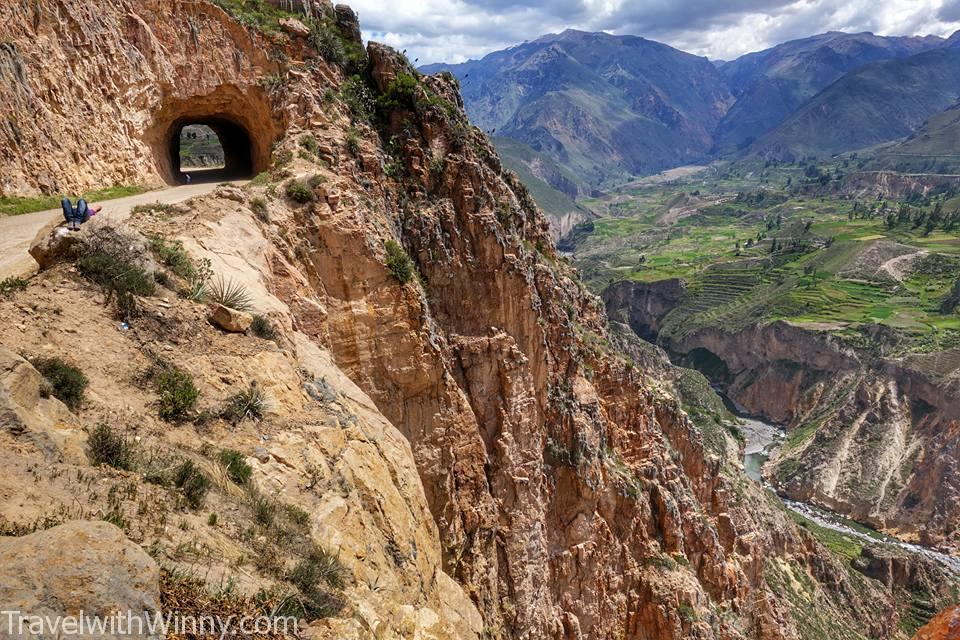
[{"left": 167, "top": 117, "right": 255, "bottom": 185}]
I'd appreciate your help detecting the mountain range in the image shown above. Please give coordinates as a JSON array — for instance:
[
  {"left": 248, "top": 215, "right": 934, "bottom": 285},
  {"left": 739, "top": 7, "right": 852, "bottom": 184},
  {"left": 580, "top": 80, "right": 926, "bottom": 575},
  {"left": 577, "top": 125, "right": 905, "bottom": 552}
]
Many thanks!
[{"left": 426, "top": 28, "right": 960, "bottom": 207}]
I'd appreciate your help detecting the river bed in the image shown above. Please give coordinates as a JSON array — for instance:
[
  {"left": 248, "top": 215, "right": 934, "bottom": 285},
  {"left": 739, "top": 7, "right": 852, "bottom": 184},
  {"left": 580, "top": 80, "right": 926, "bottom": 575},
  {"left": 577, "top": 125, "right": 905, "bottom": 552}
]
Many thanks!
[{"left": 735, "top": 408, "right": 960, "bottom": 575}]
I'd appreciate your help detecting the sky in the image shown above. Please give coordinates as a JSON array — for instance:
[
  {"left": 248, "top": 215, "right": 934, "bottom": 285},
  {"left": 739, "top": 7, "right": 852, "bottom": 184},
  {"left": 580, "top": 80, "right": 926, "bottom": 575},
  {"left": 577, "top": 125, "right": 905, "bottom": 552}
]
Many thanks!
[{"left": 349, "top": 0, "right": 960, "bottom": 65}]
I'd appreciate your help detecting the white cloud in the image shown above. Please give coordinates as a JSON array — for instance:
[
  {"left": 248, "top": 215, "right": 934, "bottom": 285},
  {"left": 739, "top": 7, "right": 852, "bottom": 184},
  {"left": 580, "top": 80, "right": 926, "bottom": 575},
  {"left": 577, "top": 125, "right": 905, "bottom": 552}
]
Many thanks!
[{"left": 348, "top": 0, "right": 960, "bottom": 64}]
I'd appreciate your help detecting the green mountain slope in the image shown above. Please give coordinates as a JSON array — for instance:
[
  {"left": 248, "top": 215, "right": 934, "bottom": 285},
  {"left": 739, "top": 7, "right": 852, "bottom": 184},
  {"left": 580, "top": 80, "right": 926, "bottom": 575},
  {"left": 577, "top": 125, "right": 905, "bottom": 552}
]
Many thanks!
[
  {"left": 750, "top": 47, "right": 960, "bottom": 160},
  {"left": 715, "top": 32, "right": 945, "bottom": 153}
]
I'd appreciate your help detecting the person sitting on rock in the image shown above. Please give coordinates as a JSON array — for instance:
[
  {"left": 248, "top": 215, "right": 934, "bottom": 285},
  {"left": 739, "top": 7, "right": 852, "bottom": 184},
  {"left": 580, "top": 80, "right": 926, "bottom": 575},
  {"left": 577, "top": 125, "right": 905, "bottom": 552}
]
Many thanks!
[{"left": 61, "top": 198, "right": 102, "bottom": 231}]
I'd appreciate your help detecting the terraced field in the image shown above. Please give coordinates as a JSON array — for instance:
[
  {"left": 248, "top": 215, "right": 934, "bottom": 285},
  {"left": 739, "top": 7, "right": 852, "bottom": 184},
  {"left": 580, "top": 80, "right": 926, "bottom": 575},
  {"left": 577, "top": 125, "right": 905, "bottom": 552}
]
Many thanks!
[{"left": 570, "top": 161, "right": 960, "bottom": 349}]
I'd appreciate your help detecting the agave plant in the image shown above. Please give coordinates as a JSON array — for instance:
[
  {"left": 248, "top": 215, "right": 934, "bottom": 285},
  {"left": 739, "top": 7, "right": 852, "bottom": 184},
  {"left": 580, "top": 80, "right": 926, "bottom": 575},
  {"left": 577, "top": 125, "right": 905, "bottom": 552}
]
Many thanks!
[{"left": 207, "top": 276, "right": 253, "bottom": 311}]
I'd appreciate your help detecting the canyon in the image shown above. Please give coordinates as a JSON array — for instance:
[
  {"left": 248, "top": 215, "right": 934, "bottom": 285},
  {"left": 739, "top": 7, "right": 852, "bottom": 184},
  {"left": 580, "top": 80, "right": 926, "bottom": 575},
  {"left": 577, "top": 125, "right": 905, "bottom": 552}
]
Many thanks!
[
  {"left": 0, "top": 1, "right": 956, "bottom": 640},
  {"left": 606, "top": 279, "right": 960, "bottom": 553}
]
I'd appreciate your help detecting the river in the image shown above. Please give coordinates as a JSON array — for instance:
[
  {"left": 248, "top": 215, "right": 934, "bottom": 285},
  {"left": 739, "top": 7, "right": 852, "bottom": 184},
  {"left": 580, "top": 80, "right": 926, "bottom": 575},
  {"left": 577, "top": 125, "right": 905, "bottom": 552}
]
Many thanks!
[{"left": 735, "top": 405, "right": 960, "bottom": 575}]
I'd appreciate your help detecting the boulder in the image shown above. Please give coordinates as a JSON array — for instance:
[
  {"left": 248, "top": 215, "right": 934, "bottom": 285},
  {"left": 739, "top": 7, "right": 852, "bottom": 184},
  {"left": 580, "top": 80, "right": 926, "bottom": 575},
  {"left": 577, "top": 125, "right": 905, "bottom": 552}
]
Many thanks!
[
  {"left": 28, "top": 222, "right": 82, "bottom": 270},
  {"left": 0, "top": 348, "right": 82, "bottom": 462},
  {"left": 208, "top": 303, "right": 253, "bottom": 333},
  {"left": 213, "top": 184, "right": 246, "bottom": 203},
  {"left": 279, "top": 17, "right": 311, "bottom": 38},
  {"left": 0, "top": 521, "right": 161, "bottom": 639}
]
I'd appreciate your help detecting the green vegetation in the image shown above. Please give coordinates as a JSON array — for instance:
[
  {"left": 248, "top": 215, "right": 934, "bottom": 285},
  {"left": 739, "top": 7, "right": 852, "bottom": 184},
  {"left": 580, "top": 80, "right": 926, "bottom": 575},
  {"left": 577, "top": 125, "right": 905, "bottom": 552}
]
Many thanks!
[
  {"left": 0, "top": 277, "right": 28, "bottom": 296},
  {"left": 288, "top": 548, "right": 348, "bottom": 618},
  {"left": 151, "top": 366, "right": 200, "bottom": 423},
  {"left": 250, "top": 314, "right": 278, "bottom": 340},
  {"left": 0, "top": 185, "right": 147, "bottom": 217},
  {"left": 178, "top": 125, "right": 224, "bottom": 168},
  {"left": 222, "top": 382, "right": 267, "bottom": 424},
  {"left": 207, "top": 277, "right": 253, "bottom": 311},
  {"left": 148, "top": 236, "right": 196, "bottom": 280},
  {"left": 78, "top": 251, "right": 156, "bottom": 319},
  {"left": 217, "top": 449, "right": 253, "bottom": 485},
  {"left": 376, "top": 72, "right": 419, "bottom": 113},
  {"left": 87, "top": 424, "right": 137, "bottom": 470},
  {"left": 789, "top": 511, "right": 863, "bottom": 562},
  {"left": 285, "top": 179, "right": 315, "bottom": 204},
  {"left": 570, "top": 158, "right": 960, "bottom": 354},
  {"left": 173, "top": 460, "right": 211, "bottom": 509},
  {"left": 384, "top": 239, "right": 414, "bottom": 284},
  {"left": 31, "top": 357, "right": 88, "bottom": 410}
]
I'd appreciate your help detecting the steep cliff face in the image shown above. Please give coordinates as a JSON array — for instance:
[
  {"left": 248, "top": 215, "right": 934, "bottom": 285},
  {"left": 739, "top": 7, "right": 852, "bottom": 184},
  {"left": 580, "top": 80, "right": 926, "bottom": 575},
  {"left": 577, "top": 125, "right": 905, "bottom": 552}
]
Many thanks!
[
  {"left": 0, "top": 2, "right": 953, "bottom": 639},
  {"left": 607, "top": 281, "right": 960, "bottom": 553}
]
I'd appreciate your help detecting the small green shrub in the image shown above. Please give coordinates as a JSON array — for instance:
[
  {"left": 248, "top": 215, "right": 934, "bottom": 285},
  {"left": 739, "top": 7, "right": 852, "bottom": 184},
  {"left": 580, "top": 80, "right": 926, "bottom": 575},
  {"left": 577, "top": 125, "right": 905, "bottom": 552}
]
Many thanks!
[
  {"left": 250, "top": 197, "right": 269, "bottom": 223},
  {"left": 186, "top": 258, "right": 213, "bottom": 302},
  {"left": 345, "top": 127, "right": 361, "bottom": 157},
  {"left": 284, "top": 504, "right": 311, "bottom": 527},
  {"left": 250, "top": 489, "right": 278, "bottom": 527},
  {"left": 289, "top": 548, "right": 348, "bottom": 618},
  {"left": 340, "top": 75, "right": 375, "bottom": 122},
  {"left": 222, "top": 382, "right": 267, "bottom": 424},
  {"left": 0, "top": 277, "right": 28, "bottom": 296},
  {"left": 31, "top": 357, "right": 88, "bottom": 410},
  {"left": 86, "top": 423, "right": 136, "bottom": 470},
  {"left": 148, "top": 235, "right": 195, "bottom": 279},
  {"left": 307, "top": 173, "right": 326, "bottom": 188},
  {"left": 174, "top": 460, "right": 211, "bottom": 509},
  {"left": 207, "top": 277, "right": 253, "bottom": 311},
  {"left": 376, "top": 72, "right": 418, "bottom": 113},
  {"left": 207, "top": 512, "right": 219, "bottom": 527},
  {"left": 153, "top": 367, "right": 200, "bottom": 422},
  {"left": 300, "top": 135, "right": 320, "bottom": 156},
  {"left": 285, "top": 179, "right": 315, "bottom": 204},
  {"left": 250, "top": 315, "right": 278, "bottom": 341},
  {"left": 384, "top": 240, "right": 413, "bottom": 284},
  {"left": 218, "top": 449, "right": 252, "bottom": 485},
  {"left": 77, "top": 251, "right": 155, "bottom": 319}
]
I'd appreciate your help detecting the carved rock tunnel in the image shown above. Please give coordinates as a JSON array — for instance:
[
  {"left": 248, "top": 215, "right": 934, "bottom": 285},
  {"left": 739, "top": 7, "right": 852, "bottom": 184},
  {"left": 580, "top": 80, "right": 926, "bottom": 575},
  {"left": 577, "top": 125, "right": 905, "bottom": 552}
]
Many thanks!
[{"left": 146, "top": 85, "right": 281, "bottom": 185}]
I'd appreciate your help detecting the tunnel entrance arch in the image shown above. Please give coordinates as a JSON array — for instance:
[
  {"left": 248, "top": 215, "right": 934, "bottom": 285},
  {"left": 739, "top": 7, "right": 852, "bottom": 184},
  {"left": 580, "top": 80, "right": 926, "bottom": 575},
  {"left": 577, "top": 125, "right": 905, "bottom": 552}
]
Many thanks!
[{"left": 145, "top": 85, "right": 281, "bottom": 185}]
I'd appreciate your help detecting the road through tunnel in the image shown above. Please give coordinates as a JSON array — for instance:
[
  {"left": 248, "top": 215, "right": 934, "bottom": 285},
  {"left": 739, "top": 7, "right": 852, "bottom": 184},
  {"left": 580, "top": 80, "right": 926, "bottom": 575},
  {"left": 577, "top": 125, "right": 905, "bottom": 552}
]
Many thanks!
[{"left": 146, "top": 85, "right": 280, "bottom": 185}]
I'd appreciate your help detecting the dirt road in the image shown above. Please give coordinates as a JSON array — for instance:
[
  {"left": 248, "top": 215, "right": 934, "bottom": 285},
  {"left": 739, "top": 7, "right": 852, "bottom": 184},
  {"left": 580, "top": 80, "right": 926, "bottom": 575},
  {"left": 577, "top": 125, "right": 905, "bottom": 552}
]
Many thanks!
[{"left": 0, "top": 182, "right": 229, "bottom": 279}]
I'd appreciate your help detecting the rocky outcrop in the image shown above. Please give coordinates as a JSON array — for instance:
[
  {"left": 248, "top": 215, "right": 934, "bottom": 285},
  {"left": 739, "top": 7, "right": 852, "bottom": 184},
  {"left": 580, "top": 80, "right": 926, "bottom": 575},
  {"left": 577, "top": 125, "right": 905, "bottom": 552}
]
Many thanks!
[
  {"left": 0, "top": 522, "right": 161, "bottom": 639},
  {"left": 28, "top": 223, "right": 82, "bottom": 270},
  {"left": 912, "top": 605, "right": 960, "bottom": 640},
  {"left": 0, "top": 348, "right": 81, "bottom": 462},
  {"left": 0, "top": 0, "right": 287, "bottom": 195}
]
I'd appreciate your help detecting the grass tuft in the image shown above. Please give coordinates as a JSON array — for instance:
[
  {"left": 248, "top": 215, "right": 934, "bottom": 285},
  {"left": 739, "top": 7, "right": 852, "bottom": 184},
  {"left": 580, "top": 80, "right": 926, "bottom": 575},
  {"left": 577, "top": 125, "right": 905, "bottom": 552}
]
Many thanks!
[
  {"left": 87, "top": 423, "right": 137, "bottom": 470},
  {"left": 217, "top": 449, "right": 253, "bottom": 486},
  {"left": 250, "top": 314, "right": 278, "bottom": 341},
  {"left": 31, "top": 357, "right": 88, "bottom": 410},
  {"left": 0, "top": 277, "right": 28, "bottom": 296},
  {"left": 174, "top": 460, "right": 211, "bottom": 509}
]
